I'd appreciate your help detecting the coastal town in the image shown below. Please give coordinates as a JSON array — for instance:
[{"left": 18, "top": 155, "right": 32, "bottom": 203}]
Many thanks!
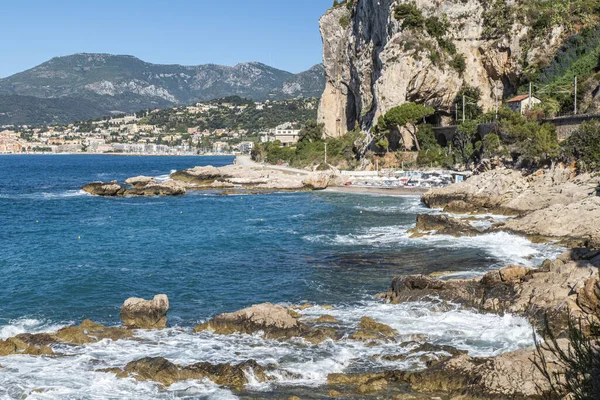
[{"left": 0, "top": 97, "right": 312, "bottom": 155}]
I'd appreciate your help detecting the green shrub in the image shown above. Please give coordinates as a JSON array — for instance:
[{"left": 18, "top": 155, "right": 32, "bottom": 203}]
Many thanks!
[
  {"left": 562, "top": 120, "right": 600, "bottom": 171},
  {"left": 450, "top": 53, "right": 467, "bottom": 74},
  {"left": 482, "top": 0, "right": 513, "bottom": 39},
  {"left": 339, "top": 14, "right": 351, "bottom": 29},
  {"left": 534, "top": 286, "right": 600, "bottom": 400},
  {"left": 454, "top": 120, "right": 478, "bottom": 165},
  {"left": 394, "top": 3, "right": 425, "bottom": 29}
]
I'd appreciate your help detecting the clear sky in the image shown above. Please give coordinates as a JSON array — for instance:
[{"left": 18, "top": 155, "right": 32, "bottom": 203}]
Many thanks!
[{"left": 0, "top": 0, "right": 331, "bottom": 78}]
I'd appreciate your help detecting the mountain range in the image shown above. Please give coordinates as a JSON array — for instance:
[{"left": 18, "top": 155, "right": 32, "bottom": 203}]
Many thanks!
[{"left": 0, "top": 54, "right": 325, "bottom": 125}]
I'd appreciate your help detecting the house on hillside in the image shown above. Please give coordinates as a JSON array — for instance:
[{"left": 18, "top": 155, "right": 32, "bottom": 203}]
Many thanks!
[{"left": 506, "top": 94, "right": 542, "bottom": 114}]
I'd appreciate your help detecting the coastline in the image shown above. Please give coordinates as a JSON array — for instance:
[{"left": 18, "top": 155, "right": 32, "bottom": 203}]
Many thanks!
[
  {"left": 323, "top": 185, "right": 429, "bottom": 196},
  {"left": 0, "top": 152, "right": 235, "bottom": 157}
]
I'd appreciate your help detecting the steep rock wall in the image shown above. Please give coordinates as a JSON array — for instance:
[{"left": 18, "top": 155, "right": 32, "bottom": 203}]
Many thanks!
[{"left": 318, "top": 0, "right": 563, "bottom": 137}]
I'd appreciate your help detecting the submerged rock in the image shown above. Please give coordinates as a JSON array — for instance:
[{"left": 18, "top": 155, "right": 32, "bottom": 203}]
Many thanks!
[
  {"left": 312, "top": 314, "right": 339, "bottom": 324},
  {"left": 120, "top": 294, "right": 169, "bottom": 329}
]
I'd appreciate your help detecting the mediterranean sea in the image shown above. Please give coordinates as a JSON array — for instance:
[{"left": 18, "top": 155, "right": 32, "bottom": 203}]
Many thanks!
[{"left": 0, "top": 155, "right": 563, "bottom": 399}]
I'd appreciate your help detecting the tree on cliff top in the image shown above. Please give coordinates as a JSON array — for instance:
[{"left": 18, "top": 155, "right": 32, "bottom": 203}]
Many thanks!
[
  {"left": 298, "top": 120, "right": 324, "bottom": 143},
  {"left": 374, "top": 103, "right": 435, "bottom": 152}
]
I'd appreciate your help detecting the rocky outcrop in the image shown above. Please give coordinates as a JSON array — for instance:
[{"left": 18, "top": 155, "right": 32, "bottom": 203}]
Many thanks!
[
  {"left": 170, "top": 166, "right": 229, "bottom": 186},
  {"left": 501, "top": 196, "right": 600, "bottom": 247},
  {"left": 318, "top": 0, "right": 568, "bottom": 137},
  {"left": 0, "top": 319, "right": 134, "bottom": 356},
  {"left": 82, "top": 181, "right": 126, "bottom": 197},
  {"left": 420, "top": 167, "right": 599, "bottom": 244},
  {"left": 385, "top": 248, "right": 600, "bottom": 331},
  {"left": 422, "top": 168, "right": 596, "bottom": 214},
  {"left": 409, "top": 214, "right": 484, "bottom": 237},
  {"left": 0, "top": 337, "right": 54, "bottom": 356},
  {"left": 120, "top": 294, "right": 169, "bottom": 329},
  {"left": 194, "top": 302, "right": 338, "bottom": 344},
  {"left": 82, "top": 180, "right": 185, "bottom": 197},
  {"left": 103, "top": 356, "right": 273, "bottom": 389}
]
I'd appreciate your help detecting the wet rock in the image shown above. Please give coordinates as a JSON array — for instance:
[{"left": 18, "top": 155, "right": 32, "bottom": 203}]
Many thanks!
[
  {"left": 55, "top": 319, "right": 134, "bottom": 345},
  {"left": 0, "top": 337, "right": 53, "bottom": 356},
  {"left": 120, "top": 294, "right": 169, "bottom": 329},
  {"left": 82, "top": 180, "right": 185, "bottom": 197},
  {"left": 194, "top": 302, "right": 299, "bottom": 337},
  {"left": 358, "top": 317, "right": 397, "bottom": 338},
  {"left": 124, "top": 176, "right": 156, "bottom": 188},
  {"left": 82, "top": 181, "right": 126, "bottom": 197},
  {"left": 312, "top": 315, "right": 339, "bottom": 324},
  {"left": 385, "top": 249, "right": 599, "bottom": 333},
  {"left": 409, "top": 214, "right": 483, "bottom": 237},
  {"left": 119, "top": 356, "right": 272, "bottom": 389}
]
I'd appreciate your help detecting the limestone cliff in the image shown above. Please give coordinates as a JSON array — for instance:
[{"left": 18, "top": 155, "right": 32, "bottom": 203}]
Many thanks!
[{"left": 318, "top": 0, "right": 566, "bottom": 138}]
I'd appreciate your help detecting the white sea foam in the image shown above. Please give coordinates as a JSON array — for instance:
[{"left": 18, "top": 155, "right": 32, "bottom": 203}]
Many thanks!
[
  {"left": 0, "top": 301, "right": 535, "bottom": 398},
  {"left": 0, "top": 190, "right": 90, "bottom": 200},
  {"left": 304, "top": 225, "right": 563, "bottom": 268},
  {"left": 0, "top": 318, "right": 67, "bottom": 340},
  {"left": 155, "top": 169, "right": 177, "bottom": 182}
]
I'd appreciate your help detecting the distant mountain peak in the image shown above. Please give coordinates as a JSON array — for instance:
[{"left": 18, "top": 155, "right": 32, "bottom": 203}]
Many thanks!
[{"left": 0, "top": 54, "right": 325, "bottom": 125}]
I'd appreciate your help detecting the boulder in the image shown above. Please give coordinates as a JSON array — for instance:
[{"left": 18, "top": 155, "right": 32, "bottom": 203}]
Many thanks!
[
  {"left": 124, "top": 176, "right": 156, "bottom": 188},
  {"left": 120, "top": 294, "right": 169, "bottom": 329},
  {"left": 81, "top": 181, "right": 126, "bottom": 197},
  {"left": 194, "top": 302, "right": 300, "bottom": 337},
  {"left": 303, "top": 173, "right": 330, "bottom": 190},
  {"left": 194, "top": 302, "right": 338, "bottom": 343}
]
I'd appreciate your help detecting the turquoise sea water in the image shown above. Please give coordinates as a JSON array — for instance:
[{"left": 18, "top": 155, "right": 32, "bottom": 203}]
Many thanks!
[{"left": 0, "top": 155, "right": 564, "bottom": 399}]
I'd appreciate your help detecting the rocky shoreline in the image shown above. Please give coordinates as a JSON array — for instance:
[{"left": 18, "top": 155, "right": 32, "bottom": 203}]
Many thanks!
[
  {"left": 2, "top": 243, "right": 598, "bottom": 398},
  {"left": 82, "top": 164, "right": 336, "bottom": 197}
]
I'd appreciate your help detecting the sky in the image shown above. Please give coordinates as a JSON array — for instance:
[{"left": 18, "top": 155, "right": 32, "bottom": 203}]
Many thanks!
[{"left": 0, "top": 0, "right": 330, "bottom": 78}]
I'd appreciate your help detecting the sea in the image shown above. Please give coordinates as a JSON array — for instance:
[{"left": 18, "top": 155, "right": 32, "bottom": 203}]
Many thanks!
[{"left": 0, "top": 155, "right": 564, "bottom": 399}]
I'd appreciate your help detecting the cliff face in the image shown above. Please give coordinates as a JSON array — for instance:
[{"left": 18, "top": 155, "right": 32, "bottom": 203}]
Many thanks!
[{"left": 318, "top": 0, "right": 564, "bottom": 137}]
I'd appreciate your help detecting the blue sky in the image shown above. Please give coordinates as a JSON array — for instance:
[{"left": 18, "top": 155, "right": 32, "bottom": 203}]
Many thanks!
[{"left": 0, "top": 0, "right": 330, "bottom": 78}]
